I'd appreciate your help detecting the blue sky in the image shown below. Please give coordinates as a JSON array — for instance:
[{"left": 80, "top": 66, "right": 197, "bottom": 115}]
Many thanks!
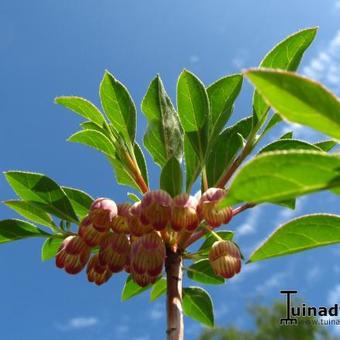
[{"left": 1, "top": 0, "right": 340, "bottom": 339}]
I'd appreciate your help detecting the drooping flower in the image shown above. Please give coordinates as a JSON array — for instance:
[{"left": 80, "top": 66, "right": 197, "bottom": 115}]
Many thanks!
[
  {"left": 130, "top": 231, "right": 165, "bottom": 278},
  {"left": 128, "top": 202, "right": 153, "bottom": 236},
  {"left": 171, "top": 193, "right": 199, "bottom": 232},
  {"left": 208, "top": 240, "right": 241, "bottom": 279},
  {"left": 99, "top": 232, "right": 130, "bottom": 273},
  {"left": 197, "top": 188, "right": 232, "bottom": 227},
  {"left": 87, "top": 254, "right": 112, "bottom": 286},
  {"left": 131, "top": 272, "right": 158, "bottom": 287},
  {"left": 140, "top": 190, "right": 172, "bottom": 230},
  {"left": 78, "top": 216, "right": 106, "bottom": 247},
  {"left": 89, "top": 198, "right": 118, "bottom": 232},
  {"left": 55, "top": 236, "right": 90, "bottom": 274},
  {"left": 111, "top": 203, "right": 131, "bottom": 234}
]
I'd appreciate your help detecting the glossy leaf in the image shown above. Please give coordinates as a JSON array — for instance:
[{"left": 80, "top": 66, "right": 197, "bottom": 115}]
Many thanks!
[
  {"left": 206, "top": 117, "right": 252, "bottom": 187},
  {"left": 41, "top": 237, "right": 64, "bottom": 261},
  {"left": 62, "top": 187, "right": 93, "bottom": 220},
  {"left": 160, "top": 157, "right": 182, "bottom": 197},
  {"left": 142, "top": 75, "right": 183, "bottom": 167},
  {"left": 0, "top": 219, "right": 49, "bottom": 244},
  {"left": 81, "top": 121, "right": 107, "bottom": 135},
  {"left": 220, "top": 150, "right": 340, "bottom": 206},
  {"left": 4, "top": 200, "right": 55, "bottom": 229},
  {"left": 183, "top": 287, "right": 214, "bottom": 327},
  {"left": 280, "top": 132, "right": 293, "bottom": 139},
  {"left": 184, "top": 135, "right": 201, "bottom": 192},
  {"left": 253, "top": 28, "right": 317, "bottom": 124},
  {"left": 100, "top": 71, "right": 136, "bottom": 143},
  {"left": 315, "top": 140, "right": 338, "bottom": 152},
  {"left": 55, "top": 96, "right": 105, "bottom": 127},
  {"left": 250, "top": 214, "right": 340, "bottom": 262},
  {"left": 68, "top": 129, "right": 115, "bottom": 158},
  {"left": 134, "top": 143, "right": 149, "bottom": 186},
  {"left": 247, "top": 69, "right": 340, "bottom": 141},
  {"left": 207, "top": 74, "right": 243, "bottom": 139},
  {"left": 121, "top": 275, "right": 151, "bottom": 301},
  {"left": 4, "top": 171, "right": 78, "bottom": 222},
  {"left": 127, "top": 192, "right": 140, "bottom": 202},
  {"left": 187, "top": 259, "right": 224, "bottom": 285},
  {"left": 150, "top": 277, "right": 167, "bottom": 301},
  {"left": 259, "top": 139, "right": 322, "bottom": 154}
]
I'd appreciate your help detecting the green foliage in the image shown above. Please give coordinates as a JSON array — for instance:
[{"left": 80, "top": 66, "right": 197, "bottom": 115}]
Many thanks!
[
  {"left": 5, "top": 171, "right": 78, "bottom": 222},
  {"left": 0, "top": 219, "right": 50, "bottom": 244},
  {"left": 187, "top": 259, "right": 224, "bottom": 285},
  {"left": 221, "top": 150, "right": 340, "bottom": 206},
  {"left": 183, "top": 286, "right": 214, "bottom": 327},
  {"left": 150, "top": 277, "right": 167, "bottom": 301},
  {"left": 41, "top": 237, "right": 64, "bottom": 261},
  {"left": 121, "top": 275, "right": 151, "bottom": 301},
  {"left": 250, "top": 214, "right": 340, "bottom": 262},
  {"left": 61, "top": 187, "right": 93, "bottom": 220},
  {"left": 253, "top": 27, "right": 317, "bottom": 126},
  {"left": 247, "top": 69, "right": 340, "bottom": 141},
  {"left": 160, "top": 157, "right": 183, "bottom": 197},
  {"left": 142, "top": 75, "right": 183, "bottom": 167}
]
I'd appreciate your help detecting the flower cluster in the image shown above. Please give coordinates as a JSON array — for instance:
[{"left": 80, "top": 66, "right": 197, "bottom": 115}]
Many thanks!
[{"left": 55, "top": 188, "right": 236, "bottom": 286}]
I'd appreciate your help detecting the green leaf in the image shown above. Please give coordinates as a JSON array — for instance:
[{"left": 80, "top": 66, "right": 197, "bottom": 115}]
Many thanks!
[
  {"left": 220, "top": 150, "right": 340, "bottom": 206},
  {"left": 41, "top": 237, "right": 64, "bottom": 261},
  {"left": 183, "top": 286, "right": 214, "bottom": 327},
  {"left": 127, "top": 192, "right": 140, "bottom": 202},
  {"left": 184, "top": 135, "right": 201, "bottom": 192},
  {"left": 62, "top": 187, "right": 93, "bottom": 220},
  {"left": 259, "top": 114, "right": 282, "bottom": 141},
  {"left": 315, "top": 140, "right": 338, "bottom": 152},
  {"left": 206, "top": 117, "right": 252, "bottom": 187},
  {"left": 247, "top": 69, "right": 340, "bottom": 141},
  {"left": 55, "top": 96, "right": 106, "bottom": 127},
  {"left": 207, "top": 74, "right": 243, "bottom": 139},
  {"left": 142, "top": 75, "right": 183, "bottom": 167},
  {"left": 249, "top": 214, "right": 340, "bottom": 262},
  {"left": 160, "top": 157, "right": 182, "bottom": 197},
  {"left": 280, "top": 132, "right": 293, "bottom": 139},
  {"left": 187, "top": 259, "right": 224, "bottom": 285},
  {"left": 253, "top": 27, "right": 317, "bottom": 124},
  {"left": 100, "top": 71, "right": 136, "bottom": 143},
  {"left": 134, "top": 143, "right": 149, "bottom": 187},
  {"left": 121, "top": 275, "right": 151, "bottom": 301},
  {"left": 4, "top": 171, "right": 78, "bottom": 222},
  {"left": 4, "top": 200, "right": 55, "bottom": 229},
  {"left": 178, "top": 70, "right": 209, "bottom": 167},
  {"left": 259, "top": 139, "right": 322, "bottom": 154},
  {"left": 199, "top": 231, "right": 234, "bottom": 254},
  {"left": 0, "top": 219, "right": 49, "bottom": 244},
  {"left": 68, "top": 129, "right": 115, "bottom": 158},
  {"left": 150, "top": 277, "right": 167, "bottom": 301},
  {"left": 108, "top": 157, "right": 140, "bottom": 192},
  {"left": 81, "top": 121, "right": 107, "bottom": 135}
]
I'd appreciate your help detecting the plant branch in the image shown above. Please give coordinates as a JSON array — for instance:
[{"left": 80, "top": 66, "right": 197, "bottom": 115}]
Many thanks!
[{"left": 232, "top": 203, "right": 255, "bottom": 217}]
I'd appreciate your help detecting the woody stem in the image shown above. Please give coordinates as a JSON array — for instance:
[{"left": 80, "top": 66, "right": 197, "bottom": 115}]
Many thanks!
[{"left": 165, "top": 248, "right": 183, "bottom": 340}]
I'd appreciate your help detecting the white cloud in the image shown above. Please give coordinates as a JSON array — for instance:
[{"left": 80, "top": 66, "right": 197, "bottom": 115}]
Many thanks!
[
  {"left": 335, "top": 0, "right": 340, "bottom": 9},
  {"left": 56, "top": 316, "right": 98, "bottom": 331},
  {"left": 189, "top": 55, "right": 200, "bottom": 64},
  {"left": 256, "top": 272, "right": 287, "bottom": 293},
  {"left": 303, "top": 30, "right": 340, "bottom": 95},
  {"left": 328, "top": 285, "right": 340, "bottom": 305},
  {"left": 230, "top": 262, "right": 260, "bottom": 284},
  {"left": 236, "top": 206, "right": 263, "bottom": 237},
  {"left": 149, "top": 303, "right": 164, "bottom": 321},
  {"left": 306, "top": 265, "right": 321, "bottom": 282}
]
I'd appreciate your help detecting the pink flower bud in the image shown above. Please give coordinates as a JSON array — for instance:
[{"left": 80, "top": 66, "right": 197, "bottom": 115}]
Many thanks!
[
  {"left": 99, "top": 233, "right": 130, "bottom": 273},
  {"left": 128, "top": 202, "right": 153, "bottom": 236},
  {"left": 208, "top": 240, "right": 241, "bottom": 279},
  {"left": 89, "top": 198, "right": 118, "bottom": 232},
  {"left": 78, "top": 217, "right": 105, "bottom": 247},
  {"left": 171, "top": 193, "right": 199, "bottom": 232},
  {"left": 55, "top": 236, "right": 90, "bottom": 274},
  {"left": 87, "top": 254, "right": 112, "bottom": 286},
  {"left": 130, "top": 231, "right": 165, "bottom": 277},
  {"left": 131, "top": 272, "right": 158, "bottom": 287},
  {"left": 197, "top": 188, "right": 232, "bottom": 227},
  {"left": 110, "top": 203, "right": 131, "bottom": 234},
  {"left": 140, "top": 190, "right": 172, "bottom": 230}
]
